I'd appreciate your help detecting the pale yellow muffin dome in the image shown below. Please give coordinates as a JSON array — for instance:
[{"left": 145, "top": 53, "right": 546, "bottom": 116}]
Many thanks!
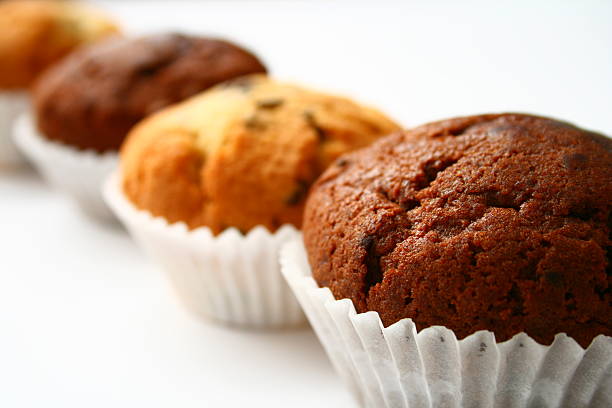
[{"left": 121, "top": 75, "right": 400, "bottom": 234}]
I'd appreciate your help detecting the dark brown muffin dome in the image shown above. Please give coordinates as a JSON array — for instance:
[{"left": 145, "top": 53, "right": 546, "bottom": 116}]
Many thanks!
[
  {"left": 32, "top": 33, "right": 267, "bottom": 152},
  {"left": 303, "top": 113, "right": 612, "bottom": 348}
]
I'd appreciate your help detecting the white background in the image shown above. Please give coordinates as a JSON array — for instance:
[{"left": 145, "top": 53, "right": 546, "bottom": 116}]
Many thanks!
[{"left": 1, "top": 1, "right": 611, "bottom": 407}]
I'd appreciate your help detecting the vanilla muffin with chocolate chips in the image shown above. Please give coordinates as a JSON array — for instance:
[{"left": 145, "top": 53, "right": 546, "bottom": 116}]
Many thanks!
[
  {"left": 0, "top": 0, "right": 119, "bottom": 89},
  {"left": 120, "top": 75, "right": 400, "bottom": 234}
]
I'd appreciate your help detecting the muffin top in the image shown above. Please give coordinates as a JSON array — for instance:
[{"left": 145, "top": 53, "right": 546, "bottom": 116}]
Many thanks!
[
  {"left": 303, "top": 113, "right": 612, "bottom": 347},
  {"left": 0, "top": 0, "right": 119, "bottom": 89},
  {"left": 121, "top": 75, "right": 400, "bottom": 234},
  {"left": 33, "top": 33, "right": 267, "bottom": 152}
]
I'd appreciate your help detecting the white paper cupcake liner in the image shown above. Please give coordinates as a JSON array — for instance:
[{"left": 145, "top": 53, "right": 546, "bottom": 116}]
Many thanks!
[
  {"left": 280, "top": 239, "right": 612, "bottom": 408},
  {"left": 103, "top": 171, "right": 305, "bottom": 329},
  {"left": 0, "top": 91, "right": 29, "bottom": 167},
  {"left": 12, "top": 113, "right": 118, "bottom": 220}
]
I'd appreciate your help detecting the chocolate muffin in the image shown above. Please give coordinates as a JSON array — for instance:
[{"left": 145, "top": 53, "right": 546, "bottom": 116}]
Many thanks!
[
  {"left": 0, "top": 0, "right": 119, "bottom": 89},
  {"left": 303, "top": 113, "right": 612, "bottom": 347},
  {"left": 120, "top": 75, "right": 400, "bottom": 234},
  {"left": 32, "top": 33, "right": 267, "bottom": 152}
]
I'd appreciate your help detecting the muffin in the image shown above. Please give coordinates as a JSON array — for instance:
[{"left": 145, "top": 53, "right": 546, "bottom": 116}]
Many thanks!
[
  {"left": 105, "top": 75, "right": 400, "bottom": 327},
  {"left": 304, "top": 113, "right": 611, "bottom": 346},
  {"left": 32, "top": 33, "right": 268, "bottom": 152},
  {"left": 121, "top": 74, "right": 399, "bottom": 233},
  {"left": 14, "top": 33, "right": 267, "bottom": 220},
  {"left": 283, "top": 113, "right": 612, "bottom": 406},
  {"left": 0, "top": 0, "right": 119, "bottom": 166}
]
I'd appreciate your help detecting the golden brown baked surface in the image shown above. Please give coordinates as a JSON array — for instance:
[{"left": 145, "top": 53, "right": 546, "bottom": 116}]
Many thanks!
[
  {"left": 0, "top": 0, "right": 119, "bottom": 89},
  {"left": 121, "top": 75, "right": 400, "bottom": 233}
]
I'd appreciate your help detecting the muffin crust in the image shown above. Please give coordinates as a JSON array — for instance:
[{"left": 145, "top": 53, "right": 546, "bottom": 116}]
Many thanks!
[
  {"left": 33, "top": 33, "right": 267, "bottom": 152},
  {"left": 303, "top": 113, "right": 612, "bottom": 347},
  {"left": 0, "top": 0, "right": 119, "bottom": 89},
  {"left": 121, "top": 75, "right": 400, "bottom": 233}
]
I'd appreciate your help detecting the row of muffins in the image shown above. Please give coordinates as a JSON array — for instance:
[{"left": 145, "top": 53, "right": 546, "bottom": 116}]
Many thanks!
[
  {"left": 2, "top": 1, "right": 610, "bottom": 406},
  {"left": 1, "top": 0, "right": 400, "bottom": 325}
]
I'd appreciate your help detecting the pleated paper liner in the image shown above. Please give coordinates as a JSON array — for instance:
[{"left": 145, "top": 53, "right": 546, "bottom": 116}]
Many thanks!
[
  {"left": 103, "top": 171, "right": 305, "bottom": 329},
  {"left": 280, "top": 239, "right": 612, "bottom": 408},
  {"left": 0, "top": 91, "right": 29, "bottom": 167},
  {"left": 12, "top": 113, "right": 118, "bottom": 220}
]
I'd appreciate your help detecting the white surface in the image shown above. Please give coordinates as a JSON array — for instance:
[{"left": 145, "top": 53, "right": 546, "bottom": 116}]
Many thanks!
[
  {"left": 1, "top": 1, "right": 611, "bottom": 407},
  {"left": 0, "top": 170, "right": 350, "bottom": 408}
]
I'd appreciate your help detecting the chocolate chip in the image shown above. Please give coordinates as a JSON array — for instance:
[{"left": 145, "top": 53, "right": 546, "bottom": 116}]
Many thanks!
[
  {"left": 479, "top": 342, "right": 487, "bottom": 352},
  {"left": 360, "top": 235, "right": 383, "bottom": 293},
  {"left": 256, "top": 98, "right": 284, "bottom": 109},
  {"left": 244, "top": 114, "right": 266, "bottom": 130},
  {"left": 303, "top": 110, "right": 327, "bottom": 140},
  {"left": 285, "top": 180, "right": 309, "bottom": 205},
  {"left": 336, "top": 158, "right": 349, "bottom": 167}
]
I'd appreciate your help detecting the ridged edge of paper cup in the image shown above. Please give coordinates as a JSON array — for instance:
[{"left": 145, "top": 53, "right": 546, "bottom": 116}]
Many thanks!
[
  {"left": 280, "top": 239, "right": 612, "bottom": 408},
  {"left": 103, "top": 171, "right": 306, "bottom": 329},
  {"left": 12, "top": 112, "right": 118, "bottom": 220},
  {"left": 0, "top": 91, "right": 29, "bottom": 167}
]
